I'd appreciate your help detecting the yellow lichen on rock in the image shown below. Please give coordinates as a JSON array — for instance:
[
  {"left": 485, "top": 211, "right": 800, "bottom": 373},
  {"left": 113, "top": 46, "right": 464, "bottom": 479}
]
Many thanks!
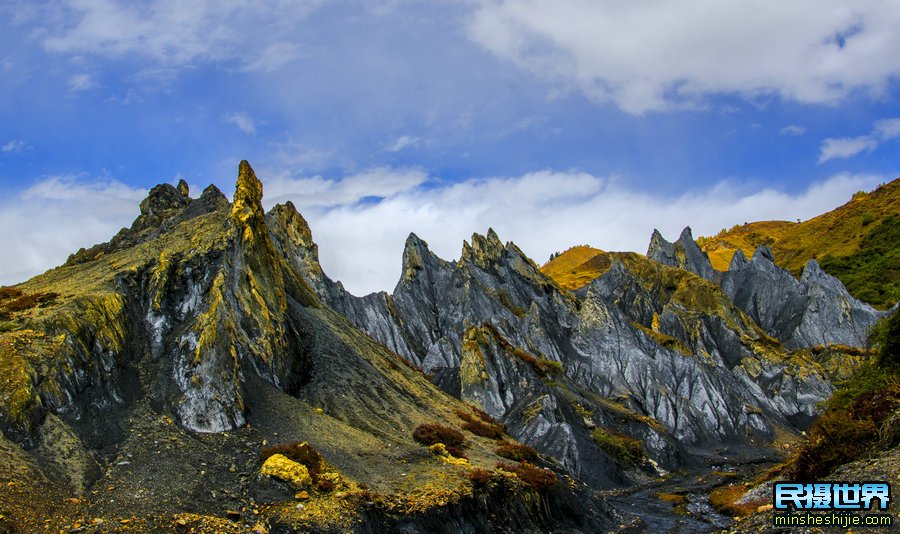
[{"left": 260, "top": 454, "right": 312, "bottom": 488}]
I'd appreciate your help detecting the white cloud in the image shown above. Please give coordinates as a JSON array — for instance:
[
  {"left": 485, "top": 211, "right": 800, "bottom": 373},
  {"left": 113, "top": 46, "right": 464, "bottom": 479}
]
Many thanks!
[
  {"left": 286, "top": 169, "right": 882, "bottom": 295},
  {"left": 1, "top": 140, "right": 29, "bottom": 153},
  {"left": 385, "top": 135, "right": 419, "bottom": 152},
  {"left": 466, "top": 0, "right": 900, "bottom": 113},
  {"left": 818, "top": 116, "right": 900, "bottom": 163},
  {"left": 874, "top": 118, "right": 900, "bottom": 140},
  {"left": 222, "top": 112, "right": 256, "bottom": 134},
  {"left": 261, "top": 166, "right": 430, "bottom": 208},
  {"left": 780, "top": 125, "right": 806, "bottom": 136},
  {"left": 34, "top": 1, "right": 321, "bottom": 71},
  {"left": 68, "top": 73, "right": 97, "bottom": 92},
  {"left": 0, "top": 176, "right": 145, "bottom": 285},
  {"left": 818, "top": 136, "right": 878, "bottom": 163}
]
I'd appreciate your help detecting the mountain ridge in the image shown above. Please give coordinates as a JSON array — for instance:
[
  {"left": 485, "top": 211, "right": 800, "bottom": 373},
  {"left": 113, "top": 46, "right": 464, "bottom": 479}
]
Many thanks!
[{"left": 0, "top": 161, "right": 893, "bottom": 533}]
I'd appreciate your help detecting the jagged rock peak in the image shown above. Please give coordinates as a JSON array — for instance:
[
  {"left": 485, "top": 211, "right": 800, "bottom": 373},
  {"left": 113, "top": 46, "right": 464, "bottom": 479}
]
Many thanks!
[
  {"left": 402, "top": 232, "right": 431, "bottom": 281},
  {"left": 200, "top": 184, "right": 227, "bottom": 203},
  {"left": 462, "top": 228, "right": 505, "bottom": 267},
  {"left": 139, "top": 183, "right": 190, "bottom": 217},
  {"left": 269, "top": 201, "right": 315, "bottom": 249},
  {"left": 646, "top": 226, "right": 718, "bottom": 282},
  {"left": 231, "top": 160, "right": 265, "bottom": 229},
  {"left": 752, "top": 245, "right": 775, "bottom": 262},
  {"left": 728, "top": 248, "right": 748, "bottom": 270},
  {"left": 176, "top": 178, "right": 190, "bottom": 198}
]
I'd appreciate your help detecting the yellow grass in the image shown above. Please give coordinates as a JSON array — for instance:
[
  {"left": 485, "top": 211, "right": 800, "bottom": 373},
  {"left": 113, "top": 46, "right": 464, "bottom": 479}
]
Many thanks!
[{"left": 697, "top": 179, "right": 900, "bottom": 274}]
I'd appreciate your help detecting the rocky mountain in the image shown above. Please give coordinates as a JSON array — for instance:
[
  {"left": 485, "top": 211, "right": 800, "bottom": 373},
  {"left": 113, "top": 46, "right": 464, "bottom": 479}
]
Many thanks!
[
  {"left": 646, "top": 228, "right": 887, "bottom": 350},
  {"left": 697, "top": 178, "right": 900, "bottom": 309},
  {"left": 0, "top": 161, "right": 891, "bottom": 533},
  {"left": 280, "top": 203, "right": 870, "bottom": 493},
  {"left": 0, "top": 162, "right": 612, "bottom": 532}
]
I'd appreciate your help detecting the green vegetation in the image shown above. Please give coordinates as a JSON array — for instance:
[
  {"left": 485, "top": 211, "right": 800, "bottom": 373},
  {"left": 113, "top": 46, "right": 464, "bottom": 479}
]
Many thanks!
[
  {"left": 591, "top": 428, "right": 646, "bottom": 467},
  {"left": 819, "top": 216, "right": 900, "bottom": 309},
  {"left": 770, "top": 317, "right": 900, "bottom": 482},
  {"left": 0, "top": 287, "right": 59, "bottom": 320},
  {"left": 412, "top": 423, "right": 470, "bottom": 458},
  {"left": 869, "top": 309, "right": 900, "bottom": 368}
]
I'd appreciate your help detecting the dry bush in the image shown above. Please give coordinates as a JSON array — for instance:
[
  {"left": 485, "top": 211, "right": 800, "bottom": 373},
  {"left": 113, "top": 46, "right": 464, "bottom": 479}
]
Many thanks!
[
  {"left": 495, "top": 462, "right": 556, "bottom": 491},
  {"left": 495, "top": 441, "right": 539, "bottom": 463},
  {"left": 413, "top": 423, "right": 469, "bottom": 458}
]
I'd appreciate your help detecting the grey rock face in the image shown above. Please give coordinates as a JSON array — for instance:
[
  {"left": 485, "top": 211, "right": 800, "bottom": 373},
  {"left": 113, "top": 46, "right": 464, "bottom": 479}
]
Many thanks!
[
  {"left": 647, "top": 227, "right": 720, "bottom": 283},
  {"left": 722, "top": 246, "right": 884, "bottom": 349}
]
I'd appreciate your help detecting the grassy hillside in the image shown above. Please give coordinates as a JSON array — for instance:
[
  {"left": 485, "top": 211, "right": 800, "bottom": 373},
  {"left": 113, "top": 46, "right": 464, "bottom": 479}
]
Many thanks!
[
  {"left": 697, "top": 178, "right": 900, "bottom": 309},
  {"left": 541, "top": 245, "right": 607, "bottom": 290}
]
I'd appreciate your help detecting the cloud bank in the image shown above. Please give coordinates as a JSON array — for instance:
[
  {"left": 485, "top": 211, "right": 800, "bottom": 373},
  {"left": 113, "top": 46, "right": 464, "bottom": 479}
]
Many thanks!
[
  {"left": 0, "top": 176, "right": 145, "bottom": 285},
  {"left": 0, "top": 169, "right": 882, "bottom": 294},
  {"left": 283, "top": 170, "right": 885, "bottom": 295},
  {"left": 467, "top": 0, "right": 900, "bottom": 113}
]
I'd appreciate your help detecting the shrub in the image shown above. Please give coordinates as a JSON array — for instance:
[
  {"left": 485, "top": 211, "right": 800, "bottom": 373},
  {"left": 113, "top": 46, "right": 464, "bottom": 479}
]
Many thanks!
[
  {"left": 495, "top": 462, "right": 556, "bottom": 491},
  {"left": 413, "top": 423, "right": 469, "bottom": 458},
  {"left": 461, "top": 419, "right": 505, "bottom": 439},
  {"left": 0, "top": 287, "right": 24, "bottom": 301},
  {"left": 0, "top": 321, "right": 18, "bottom": 333},
  {"left": 0, "top": 291, "right": 59, "bottom": 315},
  {"left": 495, "top": 441, "right": 539, "bottom": 463},
  {"left": 466, "top": 467, "right": 494, "bottom": 489},
  {"left": 869, "top": 312, "right": 900, "bottom": 368},
  {"left": 591, "top": 428, "right": 646, "bottom": 467}
]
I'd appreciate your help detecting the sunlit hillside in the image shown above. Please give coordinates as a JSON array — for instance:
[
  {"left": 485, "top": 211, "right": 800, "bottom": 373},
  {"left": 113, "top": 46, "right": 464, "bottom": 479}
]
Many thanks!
[{"left": 698, "top": 178, "right": 900, "bottom": 309}]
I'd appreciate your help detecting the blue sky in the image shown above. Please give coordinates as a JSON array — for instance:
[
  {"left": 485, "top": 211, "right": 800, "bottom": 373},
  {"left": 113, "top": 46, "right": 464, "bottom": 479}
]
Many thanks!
[{"left": 2, "top": 0, "right": 900, "bottom": 294}]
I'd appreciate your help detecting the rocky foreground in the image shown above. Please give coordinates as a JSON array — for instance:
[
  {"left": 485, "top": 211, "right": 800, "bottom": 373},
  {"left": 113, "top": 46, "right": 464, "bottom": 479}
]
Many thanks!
[{"left": 0, "top": 161, "right": 895, "bottom": 533}]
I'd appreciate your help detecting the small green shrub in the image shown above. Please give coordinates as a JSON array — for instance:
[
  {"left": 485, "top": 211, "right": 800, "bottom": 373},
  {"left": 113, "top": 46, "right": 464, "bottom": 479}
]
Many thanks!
[
  {"left": 869, "top": 312, "right": 900, "bottom": 368},
  {"left": 591, "top": 428, "right": 646, "bottom": 467}
]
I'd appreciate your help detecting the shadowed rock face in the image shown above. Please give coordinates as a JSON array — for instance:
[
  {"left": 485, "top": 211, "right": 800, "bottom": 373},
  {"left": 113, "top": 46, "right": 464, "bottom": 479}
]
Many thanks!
[{"left": 269, "top": 215, "right": 840, "bottom": 487}]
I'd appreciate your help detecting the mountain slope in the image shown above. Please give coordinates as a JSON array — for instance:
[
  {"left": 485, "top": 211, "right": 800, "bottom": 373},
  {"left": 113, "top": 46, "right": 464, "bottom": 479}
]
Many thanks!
[
  {"left": 282, "top": 215, "right": 863, "bottom": 495},
  {"left": 697, "top": 177, "right": 900, "bottom": 308},
  {"left": 0, "top": 162, "right": 610, "bottom": 533}
]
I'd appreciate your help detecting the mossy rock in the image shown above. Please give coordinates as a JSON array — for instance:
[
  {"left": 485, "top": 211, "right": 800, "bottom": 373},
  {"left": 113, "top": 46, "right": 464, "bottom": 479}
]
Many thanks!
[{"left": 261, "top": 454, "right": 312, "bottom": 488}]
